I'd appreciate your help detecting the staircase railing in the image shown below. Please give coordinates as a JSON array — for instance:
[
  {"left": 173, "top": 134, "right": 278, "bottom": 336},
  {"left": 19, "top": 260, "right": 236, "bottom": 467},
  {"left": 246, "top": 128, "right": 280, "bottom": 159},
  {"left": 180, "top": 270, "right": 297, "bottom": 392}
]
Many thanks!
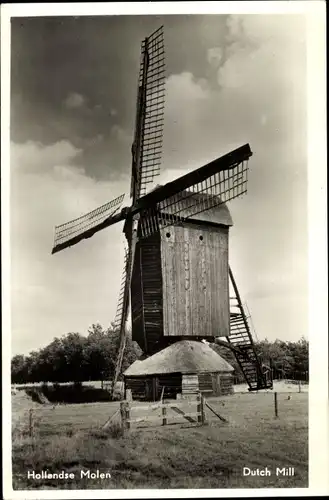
[{"left": 227, "top": 267, "right": 273, "bottom": 391}]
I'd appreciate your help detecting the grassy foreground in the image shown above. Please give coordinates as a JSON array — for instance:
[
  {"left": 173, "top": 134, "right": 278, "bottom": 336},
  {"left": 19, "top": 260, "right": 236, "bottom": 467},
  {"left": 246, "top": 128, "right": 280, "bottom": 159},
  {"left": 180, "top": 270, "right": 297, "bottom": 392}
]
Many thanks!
[{"left": 12, "top": 391, "right": 308, "bottom": 490}]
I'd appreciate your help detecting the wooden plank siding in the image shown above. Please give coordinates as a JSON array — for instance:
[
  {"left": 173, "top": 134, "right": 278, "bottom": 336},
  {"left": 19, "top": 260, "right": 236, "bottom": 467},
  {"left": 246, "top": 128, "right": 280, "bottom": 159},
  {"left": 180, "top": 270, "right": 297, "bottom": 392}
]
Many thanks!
[
  {"left": 182, "top": 374, "right": 199, "bottom": 395},
  {"left": 131, "top": 241, "right": 146, "bottom": 351},
  {"left": 131, "top": 230, "right": 164, "bottom": 354},
  {"left": 125, "top": 373, "right": 182, "bottom": 401},
  {"left": 219, "top": 374, "right": 234, "bottom": 395},
  {"left": 161, "top": 223, "right": 230, "bottom": 339},
  {"left": 141, "top": 233, "right": 164, "bottom": 353},
  {"left": 198, "top": 372, "right": 213, "bottom": 392},
  {"left": 198, "top": 372, "right": 234, "bottom": 396},
  {"left": 125, "top": 372, "right": 233, "bottom": 401}
]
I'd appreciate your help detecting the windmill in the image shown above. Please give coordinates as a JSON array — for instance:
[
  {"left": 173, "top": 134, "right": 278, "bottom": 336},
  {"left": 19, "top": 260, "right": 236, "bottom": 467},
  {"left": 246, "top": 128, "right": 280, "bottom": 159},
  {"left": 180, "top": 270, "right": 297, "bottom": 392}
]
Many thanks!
[{"left": 52, "top": 26, "right": 272, "bottom": 395}]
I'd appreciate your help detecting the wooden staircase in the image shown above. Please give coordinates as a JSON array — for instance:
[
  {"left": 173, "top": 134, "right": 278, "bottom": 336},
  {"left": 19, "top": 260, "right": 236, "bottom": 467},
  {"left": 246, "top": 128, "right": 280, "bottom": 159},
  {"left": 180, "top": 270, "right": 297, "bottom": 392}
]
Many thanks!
[{"left": 227, "top": 268, "right": 273, "bottom": 391}]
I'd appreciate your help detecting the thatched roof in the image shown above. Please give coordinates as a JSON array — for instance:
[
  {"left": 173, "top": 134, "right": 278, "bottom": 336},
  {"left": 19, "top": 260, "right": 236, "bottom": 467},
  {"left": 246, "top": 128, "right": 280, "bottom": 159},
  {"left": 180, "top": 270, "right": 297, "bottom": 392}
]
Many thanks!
[{"left": 124, "top": 340, "right": 234, "bottom": 377}]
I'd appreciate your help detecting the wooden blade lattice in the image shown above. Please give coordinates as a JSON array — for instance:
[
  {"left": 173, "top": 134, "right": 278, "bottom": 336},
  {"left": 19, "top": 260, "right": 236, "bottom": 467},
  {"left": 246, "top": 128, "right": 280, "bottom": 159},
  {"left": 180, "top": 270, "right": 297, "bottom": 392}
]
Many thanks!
[
  {"left": 113, "top": 246, "right": 129, "bottom": 331},
  {"left": 140, "top": 26, "right": 165, "bottom": 196},
  {"left": 131, "top": 26, "right": 165, "bottom": 200},
  {"left": 111, "top": 220, "right": 136, "bottom": 396},
  {"left": 52, "top": 194, "right": 125, "bottom": 253},
  {"left": 139, "top": 159, "right": 249, "bottom": 238}
]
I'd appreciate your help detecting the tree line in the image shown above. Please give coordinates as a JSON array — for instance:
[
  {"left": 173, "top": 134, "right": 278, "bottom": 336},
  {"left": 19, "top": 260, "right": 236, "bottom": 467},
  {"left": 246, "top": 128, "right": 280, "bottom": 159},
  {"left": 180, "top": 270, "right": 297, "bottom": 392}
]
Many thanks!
[
  {"left": 11, "top": 323, "right": 308, "bottom": 385},
  {"left": 11, "top": 323, "right": 142, "bottom": 385},
  {"left": 213, "top": 337, "right": 309, "bottom": 382}
]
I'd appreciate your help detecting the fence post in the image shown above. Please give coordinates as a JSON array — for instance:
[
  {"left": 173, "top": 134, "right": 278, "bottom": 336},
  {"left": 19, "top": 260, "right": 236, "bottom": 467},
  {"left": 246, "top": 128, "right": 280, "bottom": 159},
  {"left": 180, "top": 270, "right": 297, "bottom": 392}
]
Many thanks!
[
  {"left": 197, "top": 393, "right": 202, "bottom": 424},
  {"left": 162, "top": 399, "right": 167, "bottom": 426},
  {"left": 120, "top": 401, "right": 130, "bottom": 431},
  {"left": 298, "top": 380, "right": 301, "bottom": 393},
  {"left": 120, "top": 401, "right": 125, "bottom": 431},
  {"left": 201, "top": 395, "right": 205, "bottom": 425},
  {"left": 274, "top": 392, "right": 278, "bottom": 418},
  {"left": 29, "top": 409, "right": 34, "bottom": 437},
  {"left": 126, "top": 401, "right": 131, "bottom": 430}
]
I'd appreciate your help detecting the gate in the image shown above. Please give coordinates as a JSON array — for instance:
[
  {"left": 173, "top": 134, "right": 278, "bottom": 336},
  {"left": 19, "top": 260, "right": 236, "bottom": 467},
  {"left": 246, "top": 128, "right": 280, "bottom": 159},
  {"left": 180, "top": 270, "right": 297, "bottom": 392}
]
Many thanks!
[{"left": 120, "top": 393, "right": 205, "bottom": 430}]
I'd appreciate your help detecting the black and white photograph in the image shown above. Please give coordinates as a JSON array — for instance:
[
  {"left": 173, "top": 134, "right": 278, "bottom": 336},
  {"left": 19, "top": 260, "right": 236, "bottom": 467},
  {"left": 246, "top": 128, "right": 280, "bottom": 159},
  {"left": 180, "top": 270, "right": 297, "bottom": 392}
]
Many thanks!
[{"left": 1, "top": 1, "right": 327, "bottom": 497}]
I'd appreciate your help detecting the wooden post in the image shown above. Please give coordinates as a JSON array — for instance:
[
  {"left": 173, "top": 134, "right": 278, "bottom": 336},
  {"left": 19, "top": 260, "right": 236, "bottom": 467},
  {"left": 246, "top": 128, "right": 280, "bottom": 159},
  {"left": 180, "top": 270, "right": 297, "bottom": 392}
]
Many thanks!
[
  {"left": 29, "top": 409, "right": 33, "bottom": 437},
  {"left": 120, "top": 401, "right": 130, "bottom": 431},
  {"left": 120, "top": 401, "right": 126, "bottom": 431},
  {"left": 126, "top": 388, "right": 132, "bottom": 402},
  {"left": 201, "top": 395, "right": 205, "bottom": 425},
  {"left": 298, "top": 380, "right": 301, "bottom": 393},
  {"left": 274, "top": 391, "right": 278, "bottom": 418},
  {"left": 126, "top": 401, "right": 131, "bottom": 430},
  {"left": 197, "top": 393, "right": 202, "bottom": 424},
  {"left": 205, "top": 400, "right": 228, "bottom": 423},
  {"left": 162, "top": 399, "right": 167, "bottom": 426},
  {"left": 102, "top": 408, "right": 120, "bottom": 430}
]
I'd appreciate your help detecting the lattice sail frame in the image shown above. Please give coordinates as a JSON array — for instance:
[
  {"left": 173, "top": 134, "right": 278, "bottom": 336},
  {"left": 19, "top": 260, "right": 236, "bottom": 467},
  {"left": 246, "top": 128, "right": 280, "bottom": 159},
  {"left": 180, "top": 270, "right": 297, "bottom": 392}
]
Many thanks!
[
  {"left": 113, "top": 246, "right": 129, "bottom": 330},
  {"left": 53, "top": 194, "right": 125, "bottom": 249},
  {"left": 139, "top": 159, "right": 249, "bottom": 238},
  {"left": 131, "top": 25, "right": 165, "bottom": 200}
]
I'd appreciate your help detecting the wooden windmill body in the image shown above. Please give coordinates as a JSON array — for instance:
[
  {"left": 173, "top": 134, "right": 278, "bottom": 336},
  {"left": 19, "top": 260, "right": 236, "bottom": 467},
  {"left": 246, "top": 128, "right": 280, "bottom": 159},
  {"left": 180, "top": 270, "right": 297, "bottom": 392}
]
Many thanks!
[
  {"left": 51, "top": 26, "right": 273, "bottom": 395},
  {"left": 131, "top": 193, "right": 233, "bottom": 356}
]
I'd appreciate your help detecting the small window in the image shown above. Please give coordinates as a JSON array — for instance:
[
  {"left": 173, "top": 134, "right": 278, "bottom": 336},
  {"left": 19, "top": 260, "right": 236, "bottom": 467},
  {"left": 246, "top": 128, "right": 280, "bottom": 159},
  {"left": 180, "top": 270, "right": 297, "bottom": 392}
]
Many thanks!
[
  {"left": 199, "top": 235, "right": 203, "bottom": 241},
  {"left": 166, "top": 232, "right": 171, "bottom": 238}
]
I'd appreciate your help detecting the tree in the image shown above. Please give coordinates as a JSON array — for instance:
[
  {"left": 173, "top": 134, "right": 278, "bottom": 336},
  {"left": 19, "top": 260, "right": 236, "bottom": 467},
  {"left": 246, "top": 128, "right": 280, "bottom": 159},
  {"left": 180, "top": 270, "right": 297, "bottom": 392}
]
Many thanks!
[
  {"left": 12, "top": 324, "right": 307, "bottom": 385},
  {"left": 285, "top": 337, "right": 309, "bottom": 379},
  {"left": 11, "top": 355, "right": 29, "bottom": 384},
  {"left": 36, "top": 337, "right": 66, "bottom": 382},
  {"left": 85, "top": 323, "right": 116, "bottom": 384},
  {"left": 60, "top": 332, "right": 89, "bottom": 383}
]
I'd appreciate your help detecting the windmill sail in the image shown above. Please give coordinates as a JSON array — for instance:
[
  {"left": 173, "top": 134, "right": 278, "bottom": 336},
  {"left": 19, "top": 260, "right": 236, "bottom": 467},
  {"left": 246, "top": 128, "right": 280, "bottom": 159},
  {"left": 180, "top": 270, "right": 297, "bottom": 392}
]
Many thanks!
[
  {"left": 111, "top": 218, "right": 136, "bottom": 395},
  {"left": 113, "top": 246, "right": 129, "bottom": 330},
  {"left": 131, "top": 25, "right": 165, "bottom": 201},
  {"left": 111, "top": 240, "right": 132, "bottom": 392},
  {"left": 137, "top": 144, "right": 252, "bottom": 238},
  {"left": 112, "top": 26, "right": 165, "bottom": 393},
  {"left": 52, "top": 194, "right": 126, "bottom": 254}
]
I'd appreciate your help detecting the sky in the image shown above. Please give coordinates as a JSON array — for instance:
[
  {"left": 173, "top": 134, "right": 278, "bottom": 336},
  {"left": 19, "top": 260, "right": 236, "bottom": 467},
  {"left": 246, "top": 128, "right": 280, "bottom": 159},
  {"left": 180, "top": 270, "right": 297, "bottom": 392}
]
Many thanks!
[{"left": 10, "top": 13, "right": 308, "bottom": 355}]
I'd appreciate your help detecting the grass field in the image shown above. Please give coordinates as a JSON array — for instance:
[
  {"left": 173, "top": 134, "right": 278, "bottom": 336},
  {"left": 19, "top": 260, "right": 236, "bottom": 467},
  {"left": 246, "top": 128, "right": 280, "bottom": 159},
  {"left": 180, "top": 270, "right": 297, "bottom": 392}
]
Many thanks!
[{"left": 12, "top": 388, "right": 308, "bottom": 490}]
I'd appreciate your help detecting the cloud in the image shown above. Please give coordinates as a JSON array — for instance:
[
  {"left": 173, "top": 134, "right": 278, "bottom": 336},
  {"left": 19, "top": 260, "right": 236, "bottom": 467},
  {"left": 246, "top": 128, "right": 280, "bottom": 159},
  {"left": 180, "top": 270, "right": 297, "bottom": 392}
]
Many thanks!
[
  {"left": 84, "top": 134, "right": 104, "bottom": 147},
  {"left": 160, "top": 14, "right": 308, "bottom": 342},
  {"left": 110, "top": 124, "right": 131, "bottom": 145},
  {"left": 11, "top": 140, "right": 129, "bottom": 354},
  {"left": 164, "top": 15, "right": 306, "bottom": 154},
  {"left": 10, "top": 15, "right": 308, "bottom": 353},
  {"left": 207, "top": 47, "right": 223, "bottom": 68},
  {"left": 11, "top": 140, "right": 82, "bottom": 174},
  {"left": 64, "top": 92, "right": 86, "bottom": 109}
]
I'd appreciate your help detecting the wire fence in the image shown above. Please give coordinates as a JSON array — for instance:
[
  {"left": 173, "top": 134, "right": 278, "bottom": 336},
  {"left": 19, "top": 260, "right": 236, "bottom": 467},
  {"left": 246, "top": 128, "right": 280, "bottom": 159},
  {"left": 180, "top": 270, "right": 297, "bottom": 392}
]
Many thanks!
[{"left": 12, "top": 386, "right": 308, "bottom": 442}]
